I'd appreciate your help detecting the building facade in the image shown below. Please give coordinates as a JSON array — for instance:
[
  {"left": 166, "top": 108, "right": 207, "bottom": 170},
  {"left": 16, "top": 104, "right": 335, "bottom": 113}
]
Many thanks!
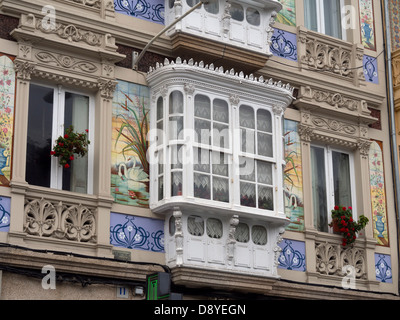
[{"left": 0, "top": 0, "right": 399, "bottom": 300}]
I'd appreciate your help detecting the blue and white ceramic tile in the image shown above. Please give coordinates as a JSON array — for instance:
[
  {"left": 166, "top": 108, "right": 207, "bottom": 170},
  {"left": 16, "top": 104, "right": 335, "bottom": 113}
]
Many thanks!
[
  {"left": 278, "top": 239, "right": 306, "bottom": 271},
  {"left": 270, "top": 29, "right": 298, "bottom": 61},
  {"left": 363, "top": 55, "right": 379, "bottom": 84},
  {"left": 375, "top": 253, "right": 392, "bottom": 283},
  {"left": 110, "top": 212, "right": 165, "bottom": 252},
  {"left": 114, "top": 0, "right": 165, "bottom": 25},
  {"left": 0, "top": 196, "right": 10, "bottom": 232}
]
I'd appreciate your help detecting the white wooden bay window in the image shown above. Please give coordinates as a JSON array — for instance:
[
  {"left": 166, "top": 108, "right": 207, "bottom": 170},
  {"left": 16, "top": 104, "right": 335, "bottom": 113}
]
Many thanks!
[{"left": 147, "top": 58, "right": 293, "bottom": 276}]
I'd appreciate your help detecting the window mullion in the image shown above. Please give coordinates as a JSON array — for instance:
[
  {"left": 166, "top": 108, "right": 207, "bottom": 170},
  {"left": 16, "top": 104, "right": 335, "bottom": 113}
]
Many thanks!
[{"left": 50, "top": 85, "right": 65, "bottom": 190}]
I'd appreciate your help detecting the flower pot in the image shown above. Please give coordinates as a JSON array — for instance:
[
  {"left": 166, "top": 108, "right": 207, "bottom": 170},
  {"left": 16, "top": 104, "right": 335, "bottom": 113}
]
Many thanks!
[{"left": 331, "top": 219, "right": 341, "bottom": 234}]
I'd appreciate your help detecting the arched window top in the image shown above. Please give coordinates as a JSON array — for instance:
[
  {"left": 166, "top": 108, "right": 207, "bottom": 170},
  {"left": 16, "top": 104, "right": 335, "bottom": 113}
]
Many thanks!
[
  {"left": 186, "top": 0, "right": 219, "bottom": 14},
  {"left": 230, "top": 2, "right": 244, "bottom": 21},
  {"left": 207, "top": 218, "right": 223, "bottom": 238},
  {"left": 246, "top": 7, "right": 260, "bottom": 26},
  {"left": 235, "top": 223, "right": 250, "bottom": 243},
  {"left": 169, "top": 90, "right": 184, "bottom": 114},
  {"left": 239, "top": 105, "right": 255, "bottom": 129},
  {"left": 188, "top": 215, "right": 205, "bottom": 236},
  {"left": 252, "top": 225, "right": 267, "bottom": 245},
  {"left": 157, "top": 96, "right": 163, "bottom": 121},
  {"left": 257, "top": 109, "right": 272, "bottom": 133}
]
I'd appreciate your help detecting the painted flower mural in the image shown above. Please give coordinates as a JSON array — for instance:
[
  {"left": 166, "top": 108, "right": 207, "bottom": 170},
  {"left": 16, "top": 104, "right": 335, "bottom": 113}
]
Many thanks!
[
  {"left": 369, "top": 141, "right": 389, "bottom": 246},
  {"left": 0, "top": 54, "right": 16, "bottom": 187},
  {"left": 359, "top": 0, "right": 376, "bottom": 51},
  {"left": 283, "top": 120, "right": 304, "bottom": 232}
]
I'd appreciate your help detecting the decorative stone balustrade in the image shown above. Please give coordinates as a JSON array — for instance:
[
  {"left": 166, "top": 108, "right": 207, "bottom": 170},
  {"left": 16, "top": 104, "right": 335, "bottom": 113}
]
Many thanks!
[
  {"left": 297, "top": 27, "right": 365, "bottom": 86},
  {"left": 315, "top": 242, "right": 367, "bottom": 280},
  {"left": 24, "top": 197, "right": 97, "bottom": 243}
]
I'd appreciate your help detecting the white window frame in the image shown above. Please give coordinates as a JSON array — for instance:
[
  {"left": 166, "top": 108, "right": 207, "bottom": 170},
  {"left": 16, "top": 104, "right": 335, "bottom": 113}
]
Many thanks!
[
  {"left": 311, "top": 144, "right": 357, "bottom": 231},
  {"left": 305, "top": 0, "right": 347, "bottom": 41},
  {"left": 30, "top": 82, "right": 95, "bottom": 194}
]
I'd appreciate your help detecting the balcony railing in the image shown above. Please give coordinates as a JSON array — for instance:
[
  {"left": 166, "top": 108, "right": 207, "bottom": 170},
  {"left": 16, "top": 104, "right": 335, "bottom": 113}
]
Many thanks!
[
  {"left": 24, "top": 196, "right": 97, "bottom": 243},
  {"left": 297, "top": 27, "right": 365, "bottom": 86}
]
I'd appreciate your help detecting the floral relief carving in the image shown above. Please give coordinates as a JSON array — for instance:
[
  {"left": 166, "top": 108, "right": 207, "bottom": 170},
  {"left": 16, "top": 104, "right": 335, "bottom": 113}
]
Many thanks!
[
  {"left": 301, "top": 38, "right": 353, "bottom": 79},
  {"left": 98, "top": 79, "right": 117, "bottom": 100},
  {"left": 24, "top": 198, "right": 96, "bottom": 242},
  {"left": 311, "top": 117, "right": 357, "bottom": 135},
  {"left": 36, "top": 20, "right": 102, "bottom": 46},
  {"left": 312, "top": 90, "right": 358, "bottom": 112},
  {"left": 315, "top": 242, "right": 367, "bottom": 279},
  {"left": 14, "top": 60, "right": 36, "bottom": 80},
  {"left": 35, "top": 51, "right": 98, "bottom": 73},
  {"left": 66, "top": 0, "right": 102, "bottom": 8}
]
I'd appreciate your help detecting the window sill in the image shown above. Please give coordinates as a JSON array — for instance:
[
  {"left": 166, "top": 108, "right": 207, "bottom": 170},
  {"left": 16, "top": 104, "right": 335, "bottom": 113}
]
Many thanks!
[
  {"left": 151, "top": 197, "right": 288, "bottom": 224},
  {"left": 11, "top": 182, "right": 113, "bottom": 208}
]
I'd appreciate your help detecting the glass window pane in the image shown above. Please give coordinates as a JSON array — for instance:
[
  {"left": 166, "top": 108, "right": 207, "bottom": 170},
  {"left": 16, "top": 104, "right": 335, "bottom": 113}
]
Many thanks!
[
  {"left": 157, "top": 120, "right": 163, "bottom": 146},
  {"left": 204, "top": 0, "right": 219, "bottom": 14},
  {"left": 239, "top": 157, "right": 255, "bottom": 181},
  {"left": 207, "top": 218, "right": 223, "bottom": 238},
  {"left": 213, "top": 123, "right": 229, "bottom": 149},
  {"left": 158, "top": 176, "right": 164, "bottom": 201},
  {"left": 213, "top": 99, "right": 229, "bottom": 123},
  {"left": 241, "top": 129, "right": 255, "bottom": 153},
  {"left": 26, "top": 84, "right": 54, "bottom": 188},
  {"left": 171, "top": 171, "right": 182, "bottom": 196},
  {"left": 235, "top": 223, "right": 250, "bottom": 243},
  {"left": 194, "top": 148, "right": 210, "bottom": 173},
  {"left": 240, "top": 182, "right": 256, "bottom": 207},
  {"left": 169, "top": 91, "right": 183, "bottom": 114},
  {"left": 194, "top": 172, "right": 211, "bottom": 199},
  {"left": 257, "top": 160, "right": 272, "bottom": 185},
  {"left": 257, "top": 132, "right": 273, "bottom": 157},
  {"left": 188, "top": 215, "right": 204, "bottom": 236},
  {"left": 169, "top": 216, "right": 175, "bottom": 235},
  {"left": 230, "top": 3, "right": 244, "bottom": 21},
  {"left": 212, "top": 152, "right": 228, "bottom": 176},
  {"left": 195, "top": 118, "right": 211, "bottom": 144},
  {"left": 157, "top": 97, "right": 163, "bottom": 121},
  {"left": 169, "top": 116, "right": 183, "bottom": 140},
  {"left": 252, "top": 225, "right": 267, "bottom": 245},
  {"left": 311, "top": 146, "right": 328, "bottom": 232},
  {"left": 239, "top": 105, "right": 255, "bottom": 128},
  {"left": 213, "top": 177, "right": 229, "bottom": 203},
  {"left": 323, "top": 0, "right": 342, "bottom": 39},
  {"left": 62, "top": 92, "right": 89, "bottom": 194},
  {"left": 194, "top": 94, "right": 211, "bottom": 119},
  {"left": 187, "top": 0, "right": 200, "bottom": 7},
  {"left": 171, "top": 144, "right": 183, "bottom": 169},
  {"left": 257, "top": 109, "right": 272, "bottom": 133},
  {"left": 258, "top": 186, "right": 273, "bottom": 210},
  {"left": 158, "top": 150, "right": 164, "bottom": 175},
  {"left": 246, "top": 8, "right": 260, "bottom": 26},
  {"left": 304, "top": 0, "right": 318, "bottom": 32},
  {"left": 332, "top": 151, "right": 352, "bottom": 208}
]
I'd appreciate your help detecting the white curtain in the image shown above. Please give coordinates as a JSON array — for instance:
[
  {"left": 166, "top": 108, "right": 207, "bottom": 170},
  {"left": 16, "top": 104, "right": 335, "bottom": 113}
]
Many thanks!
[{"left": 68, "top": 94, "right": 89, "bottom": 194}]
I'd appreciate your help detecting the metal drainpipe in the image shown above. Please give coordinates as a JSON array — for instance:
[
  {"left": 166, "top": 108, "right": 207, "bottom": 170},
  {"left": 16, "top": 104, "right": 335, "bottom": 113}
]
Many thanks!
[
  {"left": 382, "top": 0, "right": 400, "bottom": 295},
  {"left": 132, "top": 0, "right": 208, "bottom": 70}
]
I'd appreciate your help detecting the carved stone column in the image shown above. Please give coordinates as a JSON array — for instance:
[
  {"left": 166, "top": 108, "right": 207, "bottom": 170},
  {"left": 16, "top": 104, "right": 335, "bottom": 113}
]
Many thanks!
[{"left": 8, "top": 58, "right": 36, "bottom": 240}]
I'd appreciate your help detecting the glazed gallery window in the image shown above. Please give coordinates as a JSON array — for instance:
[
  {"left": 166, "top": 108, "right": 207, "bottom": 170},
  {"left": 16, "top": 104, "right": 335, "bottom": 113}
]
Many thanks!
[
  {"left": 311, "top": 145, "right": 356, "bottom": 232},
  {"left": 155, "top": 89, "right": 279, "bottom": 213},
  {"left": 304, "top": 0, "right": 346, "bottom": 40},
  {"left": 26, "top": 84, "right": 94, "bottom": 194}
]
